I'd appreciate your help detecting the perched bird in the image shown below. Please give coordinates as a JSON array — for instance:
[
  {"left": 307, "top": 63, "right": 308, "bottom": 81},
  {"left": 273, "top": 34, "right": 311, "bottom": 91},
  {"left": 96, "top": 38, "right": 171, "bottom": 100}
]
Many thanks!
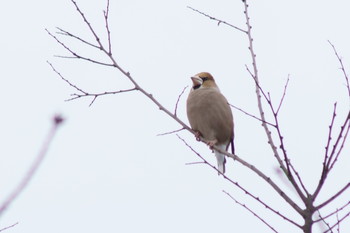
[{"left": 186, "top": 72, "right": 234, "bottom": 174}]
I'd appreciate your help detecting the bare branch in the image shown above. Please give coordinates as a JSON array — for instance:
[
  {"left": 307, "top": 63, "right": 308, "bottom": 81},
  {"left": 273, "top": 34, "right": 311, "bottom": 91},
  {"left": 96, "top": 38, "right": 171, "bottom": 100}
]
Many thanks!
[
  {"left": 242, "top": 1, "right": 307, "bottom": 203},
  {"left": 177, "top": 134, "right": 302, "bottom": 228},
  {"left": 223, "top": 190, "right": 278, "bottom": 233},
  {"left": 174, "top": 86, "right": 188, "bottom": 117},
  {"left": 0, "top": 115, "right": 64, "bottom": 216},
  {"left": 55, "top": 0, "right": 304, "bottom": 221},
  {"left": 244, "top": 64, "right": 289, "bottom": 174},
  {"left": 316, "top": 182, "right": 350, "bottom": 210},
  {"left": 48, "top": 61, "right": 136, "bottom": 106},
  {"left": 229, "top": 103, "right": 276, "bottom": 127},
  {"left": 315, "top": 201, "right": 350, "bottom": 223},
  {"left": 324, "top": 210, "right": 350, "bottom": 233},
  {"left": 187, "top": 6, "right": 247, "bottom": 34}
]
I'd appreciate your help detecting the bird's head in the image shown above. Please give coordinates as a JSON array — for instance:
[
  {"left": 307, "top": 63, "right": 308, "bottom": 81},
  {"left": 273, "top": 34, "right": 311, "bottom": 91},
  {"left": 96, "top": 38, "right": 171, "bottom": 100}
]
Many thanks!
[{"left": 191, "top": 72, "right": 218, "bottom": 90}]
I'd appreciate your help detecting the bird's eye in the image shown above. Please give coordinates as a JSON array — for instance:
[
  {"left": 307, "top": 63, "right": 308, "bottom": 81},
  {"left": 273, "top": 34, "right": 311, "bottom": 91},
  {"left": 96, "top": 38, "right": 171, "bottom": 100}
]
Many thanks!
[
  {"left": 193, "top": 84, "right": 201, "bottom": 90},
  {"left": 201, "top": 77, "right": 208, "bottom": 81}
]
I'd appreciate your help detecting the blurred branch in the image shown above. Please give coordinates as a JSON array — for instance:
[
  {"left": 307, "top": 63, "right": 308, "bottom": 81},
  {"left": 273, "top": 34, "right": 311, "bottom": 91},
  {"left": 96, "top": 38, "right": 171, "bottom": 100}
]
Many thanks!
[
  {"left": 0, "top": 115, "right": 64, "bottom": 217},
  {"left": 0, "top": 222, "right": 19, "bottom": 232}
]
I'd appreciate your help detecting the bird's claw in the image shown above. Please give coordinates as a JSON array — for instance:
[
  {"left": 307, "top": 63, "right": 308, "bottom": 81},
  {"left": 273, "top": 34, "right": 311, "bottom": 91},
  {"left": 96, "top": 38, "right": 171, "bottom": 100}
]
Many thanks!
[
  {"left": 194, "top": 131, "right": 201, "bottom": 141},
  {"left": 207, "top": 139, "right": 218, "bottom": 150}
]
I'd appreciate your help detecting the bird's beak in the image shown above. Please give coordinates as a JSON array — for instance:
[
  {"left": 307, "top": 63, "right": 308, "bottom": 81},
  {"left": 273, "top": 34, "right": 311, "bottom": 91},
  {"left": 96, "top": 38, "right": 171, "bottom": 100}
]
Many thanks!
[{"left": 191, "top": 76, "right": 203, "bottom": 86}]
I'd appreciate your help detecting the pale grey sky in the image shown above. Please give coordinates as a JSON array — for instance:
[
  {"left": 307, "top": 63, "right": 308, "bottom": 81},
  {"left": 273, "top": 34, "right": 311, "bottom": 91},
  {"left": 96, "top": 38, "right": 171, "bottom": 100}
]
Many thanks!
[{"left": 1, "top": 0, "right": 349, "bottom": 232}]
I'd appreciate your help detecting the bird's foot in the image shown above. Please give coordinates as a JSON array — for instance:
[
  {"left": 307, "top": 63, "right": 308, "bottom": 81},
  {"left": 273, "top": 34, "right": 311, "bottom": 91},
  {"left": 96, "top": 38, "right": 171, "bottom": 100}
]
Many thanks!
[
  {"left": 207, "top": 139, "right": 218, "bottom": 150},
  {"left": 194, "top": 131, "right": 202, "bottom": 141}
]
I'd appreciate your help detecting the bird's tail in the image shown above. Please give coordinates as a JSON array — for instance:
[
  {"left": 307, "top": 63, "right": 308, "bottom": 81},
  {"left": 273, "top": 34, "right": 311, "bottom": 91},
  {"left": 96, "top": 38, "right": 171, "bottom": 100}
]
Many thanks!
[{"left": 214, "top": 144, "right": 227, "bottom": 174}]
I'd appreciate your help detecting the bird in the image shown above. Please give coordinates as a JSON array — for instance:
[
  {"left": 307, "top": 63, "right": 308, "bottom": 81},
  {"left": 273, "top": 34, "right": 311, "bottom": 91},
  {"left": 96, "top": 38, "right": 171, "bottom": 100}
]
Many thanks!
[{"left": 186, "top": 72, "right": 234, "bottom": 174}]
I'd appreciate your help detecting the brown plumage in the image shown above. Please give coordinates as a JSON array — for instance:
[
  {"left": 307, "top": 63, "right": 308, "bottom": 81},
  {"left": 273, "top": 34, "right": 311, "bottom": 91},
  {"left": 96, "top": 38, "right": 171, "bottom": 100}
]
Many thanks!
[{"left": 186, "top": 72, "right": 234, "bottom": 174}]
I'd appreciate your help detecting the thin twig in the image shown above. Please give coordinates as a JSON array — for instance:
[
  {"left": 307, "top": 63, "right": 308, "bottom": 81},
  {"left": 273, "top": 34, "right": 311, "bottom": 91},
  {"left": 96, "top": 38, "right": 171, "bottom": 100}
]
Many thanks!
[
  {"left": 315, "top": 201, "right": 350, "bottom": 222},
  {"left": 185, "top": 161, "right": 206, "bottom": 166},
  {"left": 247, "top": 62, "right": 294, "bottom": 180},
  {"left": 103, "top": 0, "right": 112, "bottom": 55},
  {"left": 69, "top": 88, "right": 137, "bottom": 106},
  {"left": 317, "top": 210, "right": 333, "bottom": 233},
  {"left": 0, "top": 115, "right": 64, "bottom": 216},
  {"left": 229, "top": 103, "right": 276, "bottom": 127},
  {"left": 71, "top": 0, "right": 104, "bottom": 48},
  {"left": 48, "top": 61, "right": 136, "bottom": 106},
  {"left": 46, "top": 29, "right": 114, "bottom": 67},
  {"left": 223, "top": 190, "right": 278, "bottom": 233},
  {"left": 276, "top": 76, "right": 290, "bottom": 115},
  {"left": 329, "top": 114, "right": 350, "bottom": 171},
  {"left": 314, "top": 103, "right": 338, "bottom": 200},
  {"left": 336, "top": 210, "right": 340, "bottom": 233},
  {"left": 174, "top": 86, "right": 188, "bottom": 117},
  {"left": 327, "top": 112, "right": 350, "bottom": 172},
  {"left": 328, "top": 40, "right": 350, "bottom": 98},
  {"left": 157, "top": 128, "right": 185, "bottom": 136},
  {"left": 47, "top": 61, "right": 88, "bottom": 94},
  {"left": 187, "top": 6, "right": 247, "bottom": 34},
  {"left": 289, "top": 162, "right": 309, "bottom": 196},
  {"left": 56, "top": 27, "right": 100, "bottom": 49},
  {"left": 324, "top": 210, "right": 350, "bottom": 233}
]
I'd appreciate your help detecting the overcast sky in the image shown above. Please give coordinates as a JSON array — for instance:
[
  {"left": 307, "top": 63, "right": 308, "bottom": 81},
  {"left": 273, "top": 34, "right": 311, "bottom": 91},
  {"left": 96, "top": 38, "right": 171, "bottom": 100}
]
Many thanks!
[{"left": 1, "top": 0, "right": 350, "bottom": 232}]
